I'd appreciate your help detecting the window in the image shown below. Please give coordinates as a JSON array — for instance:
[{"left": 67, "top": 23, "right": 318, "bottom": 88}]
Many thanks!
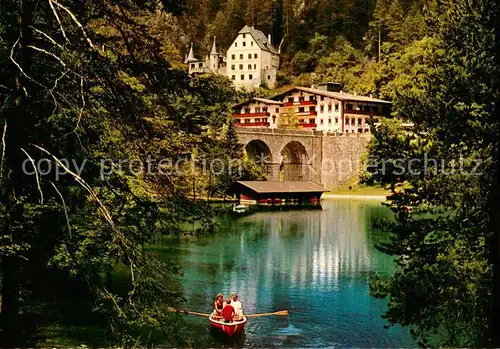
[
  {"left": 243, "top": 34, "right": 246, "bottom": 38},
  {"left": 309, "top": 106, "right": 315, "bottom": 111},
  {"left": 345, "top": 117, "right": 349, "bottom": 124},
  {"left": 309, "top": 96, "right": 315, "bottom": 101},
  {"left": 335, "top": 103, "right": 339, "bottom": 112},
  {"left": 231, "top": 65, "right": 235, "bottom": 70},
  {"left": 365, "top": 128, "right": 370, "bottom": 133},
  {"left": 231, "top": 75, "right": 235, "bottom": 80},
  {"left": 240, "top": 54, "right": 243, "bottom": 59},
  {"left": 328, "top": 119, "right": 332, "bottom": 124},
  {"left": 231, "top": 54, "right": 235, "bottom": 60},
  {"left": 248, "top": 54, "right": 252, "bottom": 59},
  {"left": 244, "top": 108, "right": 250, "bottom": 113},
  {"left": 251, "top": 41, "right": 254, "bottom": 46},
  {"left": 241, "top": 74, "right": 244, "bottom": 80},
  {"left": 320, "top": 119, "right": 324, "bottom": 124},
  {"left": 335, "top": 117, "right": 338, "bottom": 124},
  {"left": 358, "top": 118, "right": 362, "bottom": 125},
  {"left": 272, "top": 115, "right": 276, "bottom": 124},
  {"left": 190, "top": 63, "right": 195, "bottom": 69},
  {"left": 288, "top": 97, "right": 294, "bottom": 103},
  {"left": 268, "top": 75, "right": 271, "bottom": 79},
  {"left": 239, "top": 64, "right": 243, "bottom": 70},
  {"left": 255, "top": 118, "right": 260, "bottom": 122},
  {"left": 248, "top": 64, "right": 252, "bottom": 69},
  {"left": 352, "top": 130, "right": 355, "bottom": 133},
  {"left": 309, "top": 118, "right": 315, "bottom": 124},
  {"left": 254, "top": 53, "right": 258, "bottom": 59},
  {"left": 275, "top": 108, "right": 279, "bottom": 113},
  {"left": 347, "top": 103, "right": 353, "bottom": 110},
  {"left": 263, "top": 118, "right": 268, "bottom": 123},
  {"left": 299, "top": 96, "right": 304, "bottom": 102},
  {"left": 255, "top": 107, "right": 261, "bottom": 112},
  {"left": 320, "top": 105, "right": 324, "bottom": 113},
  {"left": 199, "top": 63, "right": 203, "bottom": 68},
  {"left": 320, "top": 96, "right": 324, "bottom": 101},
  {"left": 298, "top": 107, "right": 305, "bottom": 113},
  {"left": 351, "top": 118, "right": 355, "bottom": 125},
  {"left": 245, "top": 119, "right": 250, "bottom": 123},
  {"left": 249, "top": 74, "right": 253, "bottom": 80},
  {"left": 254, "top": 64, "right": 257, "bottom": 69},
  {"left": 263, "top": 107, "right": 268, "bottom": 112},
  {"left": 243, "top": 41, "right": 246, "bottom": 47},
  {"left": 328, "top": 104, "right": 332, "bottom": 112},
  {"left": 235, "top": 42, "right": 238, "bottom": 47}
]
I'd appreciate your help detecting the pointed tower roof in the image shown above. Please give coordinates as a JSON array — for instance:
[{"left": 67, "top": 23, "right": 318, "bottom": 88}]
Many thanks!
[
  {"left": 186, "top": 43, "right": 197, "bottom": 62},
  {"left": 211, "top": 36, "right": 218, "bottom": 55}
]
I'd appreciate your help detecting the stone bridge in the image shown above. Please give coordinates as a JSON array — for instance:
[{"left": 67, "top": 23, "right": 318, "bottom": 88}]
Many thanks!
[{"left": 236, "top": 128, "right": 371, "bottom": 189}]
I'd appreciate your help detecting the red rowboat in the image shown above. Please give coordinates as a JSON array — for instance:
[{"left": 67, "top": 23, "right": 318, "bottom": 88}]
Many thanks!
[{"left": 209, "top": 315, "right": 247, "bottom": 336}]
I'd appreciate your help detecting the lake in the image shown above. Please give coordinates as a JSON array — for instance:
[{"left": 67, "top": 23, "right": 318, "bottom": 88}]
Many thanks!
[{"left": 156, "top": 198, "right": 414, "bottom": 348}]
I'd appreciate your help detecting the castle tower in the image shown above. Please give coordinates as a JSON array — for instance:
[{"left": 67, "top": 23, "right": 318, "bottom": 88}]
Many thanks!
[
  {"left": 186, "top": 43, "right": 198, "bottom": 74},
  {"left": 209, "top": 36, "right": 219, "bottom": 73}
]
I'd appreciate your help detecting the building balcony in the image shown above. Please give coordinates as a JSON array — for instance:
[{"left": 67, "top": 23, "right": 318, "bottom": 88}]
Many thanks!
[
  {"left": 234, "top": 122, "right": 270, "bottom": 127},
  {"left": 296, "top": 110, "right": 317, "bottom": 116},
  {"left": 300, "top": 100, "right": 317, "bottom": 106},
  {"left": 284, "top": 100, "right": 317, "bottom": 107},
  {"left": 232, "top": 112, "right": 270, "bottom": 118},
  {"left": 299, "top": 123, "right": 317, "bottom": 128},
  {"left": 343, "top": 109, "right": 388, "bottom": 116}
]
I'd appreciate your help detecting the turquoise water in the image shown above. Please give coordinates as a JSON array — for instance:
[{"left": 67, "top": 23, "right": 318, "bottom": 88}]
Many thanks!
[{"left": 157, "top": 199, "right": 414, "bottom": 347}]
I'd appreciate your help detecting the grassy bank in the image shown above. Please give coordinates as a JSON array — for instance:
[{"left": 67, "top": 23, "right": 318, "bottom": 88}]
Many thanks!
[{"left": 328, "top": 180, "right": 390, "bottom": 197}]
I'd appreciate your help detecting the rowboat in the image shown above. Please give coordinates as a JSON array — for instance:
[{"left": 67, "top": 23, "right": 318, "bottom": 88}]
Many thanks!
[{"left": 209, "top": 315, "right": 247, "bottom": 336}]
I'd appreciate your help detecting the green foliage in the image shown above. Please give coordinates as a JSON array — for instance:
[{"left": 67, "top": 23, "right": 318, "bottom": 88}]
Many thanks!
[
  {"left": 0, "top": 1, "right": 248, "bottom": 346},
  {"left": 365, "top": 0, "right": 500, "bottom": 346}
]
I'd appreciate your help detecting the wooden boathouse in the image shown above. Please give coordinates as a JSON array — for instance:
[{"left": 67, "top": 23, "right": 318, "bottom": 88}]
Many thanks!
[{"left": 235, "top": 181, "right": 328, "bottom": 205}]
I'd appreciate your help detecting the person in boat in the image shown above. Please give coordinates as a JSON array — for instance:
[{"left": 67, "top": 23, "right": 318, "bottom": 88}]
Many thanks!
[
  {"left": 231, "top": 293, "right": 243, "bottom": 319},
  {"left": 221, "top": 298, "right": 235, "bottom": 323},
  {"left": 213, "top": 293, "right": 224, "bottom": 317}
]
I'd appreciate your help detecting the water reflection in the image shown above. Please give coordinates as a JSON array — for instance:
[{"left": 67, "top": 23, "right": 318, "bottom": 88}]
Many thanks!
[{"left": 156, "top": 199, "right": 413, "bottom": 348}]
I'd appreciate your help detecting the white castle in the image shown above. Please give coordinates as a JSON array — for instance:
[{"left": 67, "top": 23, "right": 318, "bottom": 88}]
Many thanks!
[{"left": 185, "top": 26, "right": 280, "bottom": 89}]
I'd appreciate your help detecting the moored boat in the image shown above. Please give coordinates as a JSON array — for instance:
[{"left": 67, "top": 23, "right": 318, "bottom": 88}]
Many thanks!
[{"left": 209, "top": 315, "right": 247, "bottom": 336}]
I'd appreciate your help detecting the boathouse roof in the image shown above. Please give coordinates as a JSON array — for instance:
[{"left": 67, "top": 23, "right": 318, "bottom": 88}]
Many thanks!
[{"left": 236, "top": 181, "right": 328, "bottom": 194}]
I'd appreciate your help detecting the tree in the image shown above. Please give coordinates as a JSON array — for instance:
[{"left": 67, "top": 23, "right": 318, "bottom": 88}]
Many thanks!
[
  {"left": 366, "top": 0, "right": 500, "bottom": 346},
  {"left": 0, "top": 1, "right": 241, "bottom": 346}
]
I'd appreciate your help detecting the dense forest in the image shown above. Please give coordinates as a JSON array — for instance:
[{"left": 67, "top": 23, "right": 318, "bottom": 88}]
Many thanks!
[
  {"left": 1, "top": 0, "right": 500, "bottom": 347},
  {"left": 163, "top": 0, "right": 428, "bottom": 96}
]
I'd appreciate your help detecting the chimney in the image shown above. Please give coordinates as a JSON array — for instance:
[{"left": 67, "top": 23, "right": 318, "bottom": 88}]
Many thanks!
[
  {"left": 369, "top": 93, "right": 373, "bottom": 98},
  {"left": 354, "top": 91, "right": 357, "bottom": 96},
  {"left": 340, "top": 90, "right": 343, "bottom": 96},
  {"left": 268, "top": 34, "right": 271, "bottom": 44}
]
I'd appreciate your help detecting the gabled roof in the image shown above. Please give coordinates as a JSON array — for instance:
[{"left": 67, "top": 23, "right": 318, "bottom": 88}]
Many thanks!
[
  {"left": 238, "top": 25, "right": 278, "bottom": 55},
  {"left": 233, "top": 97, "right": 284, "bottom": 109},
  {"left": 272, "top": 86, "right": 392, "bottom": 104},
  {"left": 237, "top": 181, "right": 328, "bottom": 194}
]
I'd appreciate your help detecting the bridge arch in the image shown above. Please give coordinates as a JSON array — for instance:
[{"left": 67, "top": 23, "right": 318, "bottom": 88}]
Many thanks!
[
  {"left": 280, "top": 141, "right": 309, "bottom": 181},
  {"left": 244, "top": 139, "right": 274, "bottom": 176}
]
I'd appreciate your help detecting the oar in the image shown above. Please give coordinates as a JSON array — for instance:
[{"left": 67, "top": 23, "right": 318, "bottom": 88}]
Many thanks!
[
  {"left": 167, "top": 307, "right": 212, "bottom": 317},
  {"left": 246, "top": 310, "right": 289, "bottom": 318}
]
